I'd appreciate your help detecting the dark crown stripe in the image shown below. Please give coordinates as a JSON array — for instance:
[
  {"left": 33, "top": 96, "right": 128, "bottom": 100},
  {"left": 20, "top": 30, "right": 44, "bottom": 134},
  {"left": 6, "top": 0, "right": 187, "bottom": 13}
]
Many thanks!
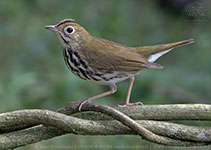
[{"left": 56, "top": 20, "right": 77, "bottom": 27}]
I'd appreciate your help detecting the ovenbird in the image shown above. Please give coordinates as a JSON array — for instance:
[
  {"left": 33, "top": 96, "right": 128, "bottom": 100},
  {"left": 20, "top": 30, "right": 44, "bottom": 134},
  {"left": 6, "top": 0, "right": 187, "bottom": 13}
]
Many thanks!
[{"left": 45, "top": 19, "right": 194, "bottom": 110}]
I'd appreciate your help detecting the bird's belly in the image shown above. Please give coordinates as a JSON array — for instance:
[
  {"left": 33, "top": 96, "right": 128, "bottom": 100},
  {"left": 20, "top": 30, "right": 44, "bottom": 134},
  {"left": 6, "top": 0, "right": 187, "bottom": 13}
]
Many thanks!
[
  {"left": 63, "top": 48, "right": 138, "bottom": 84},
  {"left": 93, "top": 71, "right": 138, "bottom": 84}
]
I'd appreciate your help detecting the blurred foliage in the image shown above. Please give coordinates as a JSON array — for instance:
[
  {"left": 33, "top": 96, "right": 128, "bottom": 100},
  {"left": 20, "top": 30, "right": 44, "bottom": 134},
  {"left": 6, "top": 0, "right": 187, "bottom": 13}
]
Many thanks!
[{"left": 0, "top": 0, "right": 211, "bottom": 149}]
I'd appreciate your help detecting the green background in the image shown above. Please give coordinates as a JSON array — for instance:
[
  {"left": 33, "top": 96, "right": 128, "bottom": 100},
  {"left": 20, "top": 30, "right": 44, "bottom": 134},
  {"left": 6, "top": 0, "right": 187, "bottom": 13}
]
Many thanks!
[{"left": 0, "top": 0, "right": 211, "bottom": 149}]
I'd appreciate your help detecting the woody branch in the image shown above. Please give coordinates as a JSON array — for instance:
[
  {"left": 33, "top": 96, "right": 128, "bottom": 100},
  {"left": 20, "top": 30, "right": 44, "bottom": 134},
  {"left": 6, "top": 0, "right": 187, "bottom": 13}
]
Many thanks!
[{"left": 0, "top": 102, "right": 211, "bottom": 149}]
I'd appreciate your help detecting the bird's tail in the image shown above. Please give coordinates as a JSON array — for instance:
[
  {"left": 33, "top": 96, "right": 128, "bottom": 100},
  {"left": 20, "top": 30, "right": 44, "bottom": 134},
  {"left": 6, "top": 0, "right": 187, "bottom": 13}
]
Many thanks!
[{"left": 132, "top": 38, "right": 194, "bottom": 62}]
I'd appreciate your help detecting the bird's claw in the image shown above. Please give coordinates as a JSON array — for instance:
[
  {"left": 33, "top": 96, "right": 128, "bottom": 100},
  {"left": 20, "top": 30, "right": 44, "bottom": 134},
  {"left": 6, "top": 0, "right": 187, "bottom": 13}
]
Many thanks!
[
  {"left": 78, "top": 99, "right": 91, "bottom": 111},
  {"left": 118, "top": 101, "right": 143, "bottom": 107}
]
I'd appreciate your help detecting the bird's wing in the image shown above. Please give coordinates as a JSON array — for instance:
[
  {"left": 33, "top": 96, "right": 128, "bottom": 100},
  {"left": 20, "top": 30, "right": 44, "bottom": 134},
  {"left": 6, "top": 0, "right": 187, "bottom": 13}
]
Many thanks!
[{"left": 78, "top": 38, "right": 163, "bottom": 72}]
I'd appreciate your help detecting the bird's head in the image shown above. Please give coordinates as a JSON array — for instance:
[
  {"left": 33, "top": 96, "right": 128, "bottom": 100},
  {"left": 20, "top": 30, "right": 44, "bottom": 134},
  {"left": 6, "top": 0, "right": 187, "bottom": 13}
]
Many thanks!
[{"left": 45, "top": 19, "right": 92, "bottom": 47}]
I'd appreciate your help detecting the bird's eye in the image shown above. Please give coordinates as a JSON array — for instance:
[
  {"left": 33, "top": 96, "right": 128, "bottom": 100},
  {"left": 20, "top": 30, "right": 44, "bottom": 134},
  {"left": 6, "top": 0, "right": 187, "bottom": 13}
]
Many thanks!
[{"left": 65, "top": 26, "right": 75, "bottom": 34}]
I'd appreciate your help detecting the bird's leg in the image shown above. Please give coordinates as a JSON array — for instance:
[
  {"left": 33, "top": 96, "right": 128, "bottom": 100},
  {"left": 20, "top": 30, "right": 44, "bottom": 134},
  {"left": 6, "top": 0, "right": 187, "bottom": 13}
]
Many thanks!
[
  {"left": 78, "top": 84, "right": 117, "bottom": 111},
  {"left": 119, "top": 77, "right": 143, "bottom": 107}
]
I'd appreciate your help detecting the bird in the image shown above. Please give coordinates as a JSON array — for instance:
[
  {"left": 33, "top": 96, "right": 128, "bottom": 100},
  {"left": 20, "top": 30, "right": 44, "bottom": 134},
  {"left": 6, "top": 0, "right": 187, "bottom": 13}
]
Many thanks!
[{"left": 45, "top": 19, "right": 194, "bottom": 110}]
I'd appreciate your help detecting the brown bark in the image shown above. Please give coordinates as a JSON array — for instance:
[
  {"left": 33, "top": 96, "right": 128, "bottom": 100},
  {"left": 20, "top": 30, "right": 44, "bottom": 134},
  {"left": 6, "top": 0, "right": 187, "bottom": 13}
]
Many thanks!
[{"left": 0, "top": 102, "right": 211, "bottom": 149}]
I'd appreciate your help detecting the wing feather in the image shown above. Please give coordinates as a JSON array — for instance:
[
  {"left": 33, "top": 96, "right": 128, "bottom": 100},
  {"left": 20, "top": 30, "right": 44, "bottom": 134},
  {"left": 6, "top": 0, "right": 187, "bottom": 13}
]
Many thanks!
[{"left": 78, "top": 38, "right": 163, "bottom": 72}]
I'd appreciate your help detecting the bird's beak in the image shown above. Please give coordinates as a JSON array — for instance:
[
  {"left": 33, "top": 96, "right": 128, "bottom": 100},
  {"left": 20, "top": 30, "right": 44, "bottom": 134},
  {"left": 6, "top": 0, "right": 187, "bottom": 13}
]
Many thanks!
[{"left": 45, "top": 25, "right": 57, "bottom": 32}]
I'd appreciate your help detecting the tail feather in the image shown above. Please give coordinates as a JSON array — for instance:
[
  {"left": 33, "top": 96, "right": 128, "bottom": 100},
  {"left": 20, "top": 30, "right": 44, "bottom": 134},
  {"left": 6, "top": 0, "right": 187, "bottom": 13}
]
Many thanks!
[
  {"left": 148, "top": 62, "right": 164, "bottom": 69},
  {"left": 133, "top": 38, "right": 194, "bottom": 62}
]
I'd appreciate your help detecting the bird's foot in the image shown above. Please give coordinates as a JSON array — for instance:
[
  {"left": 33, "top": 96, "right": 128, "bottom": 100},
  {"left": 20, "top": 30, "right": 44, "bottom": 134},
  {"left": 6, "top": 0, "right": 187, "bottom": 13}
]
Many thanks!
[
  {"left": 78, "top": 99, "right": 91, "bottom": 111},
  {"left": 118, "top": 101, "right": 144, "bottom": 107}
]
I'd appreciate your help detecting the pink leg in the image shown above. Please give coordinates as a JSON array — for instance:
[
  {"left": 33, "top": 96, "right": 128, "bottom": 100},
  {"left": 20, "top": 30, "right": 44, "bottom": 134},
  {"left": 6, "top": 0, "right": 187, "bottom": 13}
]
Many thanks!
[
  {"left": 78, "top": 84, "right": 117, "bottom": 111},
  {"left": 119, "top": 77, "right": 143, "bottom": 107}
]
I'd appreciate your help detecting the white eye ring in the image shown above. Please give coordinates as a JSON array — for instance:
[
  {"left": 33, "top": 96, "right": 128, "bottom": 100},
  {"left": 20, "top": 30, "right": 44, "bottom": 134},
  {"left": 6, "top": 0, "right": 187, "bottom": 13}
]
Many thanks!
[{"left": 64, "top": 26, "right": 75, "bottom": 34}]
